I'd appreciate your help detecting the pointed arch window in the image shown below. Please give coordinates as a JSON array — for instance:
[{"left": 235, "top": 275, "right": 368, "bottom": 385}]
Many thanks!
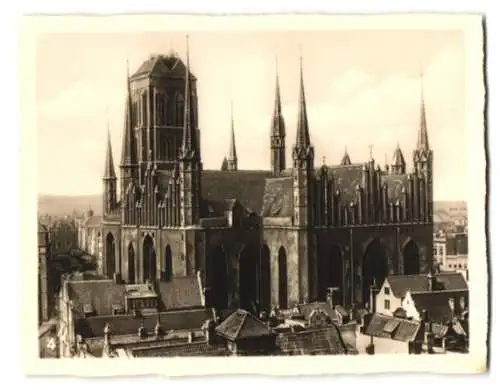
[
  {"left": 175, "top": 93, "right": 184, "bottom": 126},
  {"left": 141, "top": 92, "right": 148, "bottom": 125}
]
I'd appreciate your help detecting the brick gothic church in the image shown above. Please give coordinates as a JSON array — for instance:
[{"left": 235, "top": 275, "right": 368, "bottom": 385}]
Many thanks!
[{"left": 101, "top": 44, "right": 433, "bottom": 312}]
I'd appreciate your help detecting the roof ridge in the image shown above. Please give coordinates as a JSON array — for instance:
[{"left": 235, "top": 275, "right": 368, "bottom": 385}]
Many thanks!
[
  {"left": 410, "top": 289, "right": 468, "bottom": 295},
  {"left": 234, "top": 310, "right": 248, "bottom": 338}
]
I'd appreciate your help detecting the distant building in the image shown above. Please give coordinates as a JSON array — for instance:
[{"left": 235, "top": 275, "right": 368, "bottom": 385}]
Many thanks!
[
  {"left": 38, "top": 222, "right": 51, "bottom": 323},
  {"left": 76, "top": 209, "right": 103, "bottom": 269},
  {"left": 433, "top": 231, "right": 468, "bottom": 279},
  {"left": 49, "top": 217, "right": 79, "bottom": 253}
]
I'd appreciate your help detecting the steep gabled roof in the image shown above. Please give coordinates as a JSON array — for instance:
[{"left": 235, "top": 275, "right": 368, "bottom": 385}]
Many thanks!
[
  {"left": 386, "top": 273, "right": 468, "bottom": 298},
  {"left": 215, "top": 309, "right": 273, "bottom": 341},
  {"left": 364, "top": 313, "right": 422, "bottom": 342},
  {"left": 68, "top": 279, "right": 126, "bottom": 316},
  {"left": 156, "top": 275, "right": 203, "bottom": 311}
]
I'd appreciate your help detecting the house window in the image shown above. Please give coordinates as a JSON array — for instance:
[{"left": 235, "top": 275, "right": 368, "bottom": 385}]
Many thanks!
[
  {"left": 384, "top": 300, "right": 390, "bottom": 310},
  {"left": 384, "top": 287, "right": 390, "bottom": 295}
]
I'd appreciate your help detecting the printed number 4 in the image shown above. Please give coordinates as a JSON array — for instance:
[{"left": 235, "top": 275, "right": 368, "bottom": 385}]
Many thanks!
[{"left": 47, "top": 338, "right": 56, "bottom": 351}]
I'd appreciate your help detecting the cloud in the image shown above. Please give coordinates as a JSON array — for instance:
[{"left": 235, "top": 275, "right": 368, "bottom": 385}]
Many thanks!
[
  {"left": 331, "top": 69, "right": 372, "bottom": 94},
  {"left": 37, "top": 81, "right": 125, "bottom": 119}
]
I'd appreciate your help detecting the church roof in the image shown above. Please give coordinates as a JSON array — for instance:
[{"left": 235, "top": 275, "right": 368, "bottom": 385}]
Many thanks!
[
  {"left": 131, "top": 54, "right": 197, "bottom": 80},
  {"left": 324, "top": 164, "right": 364, "bottom": 204},
  {"left": 215, "top": 309, "right": 273, "bottom": 341},
  {"left": 381, "top": 174, "right": 409, "bottom": 203},
  {"left": 201, "top": 170, "right": 271, "bottom": 215},
  {"left": 261, "top": 176, "right": 294, "bottom": 217}
]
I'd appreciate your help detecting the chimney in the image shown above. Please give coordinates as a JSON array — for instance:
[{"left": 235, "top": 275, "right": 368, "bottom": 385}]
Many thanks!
[
  {"left": 154, "top": 319, "right": 163, "bottom": 338},
  {"left": 326, "top": 287, "right": 340, "bottom": 309},
  {"left": 459, "top": 296, "right": 467, "bottom": 315},
  {"left": 204, "top": 319, "right": 216, "bottom": 345},
  {"left": 103, "top": 323, "right": 112, "bottom": 356},
  {"left": 138, "top": 320, "right": 146, "bottom": 338},
  {"left": 421, "top": 309, "right": 434, "bottom": 353}
]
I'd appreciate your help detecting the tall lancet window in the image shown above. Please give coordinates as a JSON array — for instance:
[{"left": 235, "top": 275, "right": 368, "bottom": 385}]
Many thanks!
[
  {"left": 175, "top": 92, "right": 184, "bottom": 126},
  {"left": 163, "top": 95, "right": 169, "bottom": 126},
  {"left": 141, "top": 92, "right": 148, "bottom": 125}
]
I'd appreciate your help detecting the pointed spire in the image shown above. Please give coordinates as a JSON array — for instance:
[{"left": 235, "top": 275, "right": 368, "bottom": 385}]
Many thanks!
[
  {"left": 120, "top": 59, "right": 138, "bottom": 167},
  {"left": 341, "top": 146, "right": 351, "bottom": 165},
  {"left": 227, "top": 101, "right": 237, "bottom": 170},
  {"left": 295, "top": 51, "right": 311, "bottom": 147},
  {"left": 104, "top": 122, "right": 116, "bottom": 178},
  {"left": 391, "top": 142, "right": 406, "bottom": 175},
  {"left": 180, "top": 35, "right": 199, "bottom": 160},
  {"left": 271, "top": 58, "right": 285, "bottom": 137},
  {"left": 392, "top": 142, "right": 406, "bottom": 166},
  {"left": 417, "top": 70, "right": 430, "bottom": 151}
]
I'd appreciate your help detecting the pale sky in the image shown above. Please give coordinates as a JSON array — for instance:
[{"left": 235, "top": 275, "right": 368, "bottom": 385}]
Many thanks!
[{"left": 36, "top": 30, "right": 465, "bottom": 200}]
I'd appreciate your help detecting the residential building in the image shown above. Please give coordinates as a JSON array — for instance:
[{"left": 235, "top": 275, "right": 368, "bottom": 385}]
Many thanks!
[{"left": 375, "top": 272, "right": 468, "bottom": 317}]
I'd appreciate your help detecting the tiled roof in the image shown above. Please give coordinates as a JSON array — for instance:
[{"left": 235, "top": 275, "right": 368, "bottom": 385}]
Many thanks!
[
  {"left": 298, "top": 302, "right": 336, "bottom": 322},
  {"left": 410, "top": 290, "right": 468, "bottom": 324},
  {"left": 131, "top": 341, "right": 230, "bottom": 357},
  {"left": 387, "top": 273, "right": 468, "bottom": 298},
  {"left": 201, "top": 170, "right": 271, "bottom": 215},
  {"left": 364, "top": 313, "right": 421, "bottom": 342},
  {"left": 75, "top": 308, "right": 212, "bottom": 339},
  {"left": 381, "top": 174, "right": 408, "bottom": 203},
  {"left": 261, "top": 177, "right": 294, "bottom": 217},
  {"left": 156, "top": 276, "right": 203, "bottom": 311},
  {"left": 215, "top": 309, "right": 273, "bottom": 341},
  {"left": 131, "top": 54, "right": 196, "bottom": 80},
  {"left": 276, "top": 325, "right": 348, "bottom": 355},
  {"left": 325, "top": 164, "right": 364, "bottom": 204},
  {"left": 68, "top": 280, "right": 126, "bottom": 316}
]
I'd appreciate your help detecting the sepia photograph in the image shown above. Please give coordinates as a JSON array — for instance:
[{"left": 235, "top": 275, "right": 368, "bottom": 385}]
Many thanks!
[{"left": 21, "top": 13, "right": 487, "bottom": 375}]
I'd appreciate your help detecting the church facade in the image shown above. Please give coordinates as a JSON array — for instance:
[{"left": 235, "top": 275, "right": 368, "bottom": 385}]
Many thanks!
[{"left": 101, "top": 47, "right": 434, "bottom": 312}]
